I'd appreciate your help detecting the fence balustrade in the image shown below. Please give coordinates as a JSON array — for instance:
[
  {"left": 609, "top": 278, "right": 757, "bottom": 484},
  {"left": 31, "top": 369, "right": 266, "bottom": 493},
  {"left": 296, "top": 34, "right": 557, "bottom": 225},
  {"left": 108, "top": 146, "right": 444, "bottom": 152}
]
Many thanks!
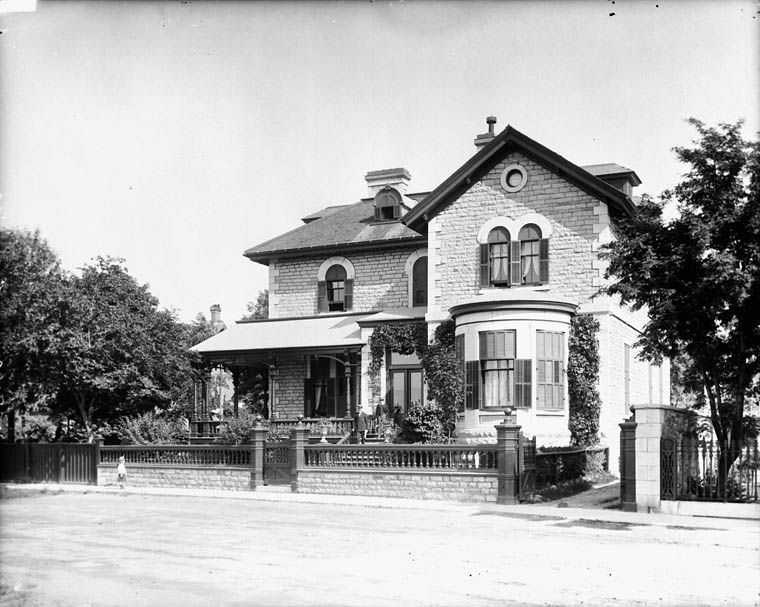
[
  {"left": 303, "top": 443, "right": 498, "bottom": 470},
  {"left": 100, "top": 445, "right": 251, "bottom": 467}
]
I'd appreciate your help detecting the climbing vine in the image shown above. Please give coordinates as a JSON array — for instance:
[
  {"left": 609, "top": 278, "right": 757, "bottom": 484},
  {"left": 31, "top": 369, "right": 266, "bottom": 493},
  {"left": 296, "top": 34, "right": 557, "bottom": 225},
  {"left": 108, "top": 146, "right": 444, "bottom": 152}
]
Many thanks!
[
  {"left": 368, "top": 320, "right": 461, "bottom": 442},
  {"left": 568, "top": 314, "right": 602, "bottom": 447}
]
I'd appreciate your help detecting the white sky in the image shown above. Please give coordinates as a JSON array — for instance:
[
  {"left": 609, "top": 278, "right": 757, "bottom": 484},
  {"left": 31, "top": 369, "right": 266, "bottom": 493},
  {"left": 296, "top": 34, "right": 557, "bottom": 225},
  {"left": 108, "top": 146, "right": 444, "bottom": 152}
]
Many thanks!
[{"left": 1, "top": 1, "right": 758, "bottom": 323}]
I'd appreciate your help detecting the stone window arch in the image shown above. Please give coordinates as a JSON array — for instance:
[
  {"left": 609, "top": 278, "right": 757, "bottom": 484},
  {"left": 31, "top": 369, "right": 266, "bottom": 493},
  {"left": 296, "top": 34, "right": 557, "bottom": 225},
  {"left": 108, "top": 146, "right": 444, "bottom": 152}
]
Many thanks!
[
  {"left": 317, "top": 257, "right": 355, "bottom": 312},
  {"left": 404, "top": 248, "right": 428, "bottom": 307}
]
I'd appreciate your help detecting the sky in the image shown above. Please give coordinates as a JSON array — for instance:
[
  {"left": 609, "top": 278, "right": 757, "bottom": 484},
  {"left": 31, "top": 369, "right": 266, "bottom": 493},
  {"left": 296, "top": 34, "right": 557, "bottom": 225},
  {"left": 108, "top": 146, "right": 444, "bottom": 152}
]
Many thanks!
[{"left": 1, "top": 0, "right": 758, "bottom": 324}]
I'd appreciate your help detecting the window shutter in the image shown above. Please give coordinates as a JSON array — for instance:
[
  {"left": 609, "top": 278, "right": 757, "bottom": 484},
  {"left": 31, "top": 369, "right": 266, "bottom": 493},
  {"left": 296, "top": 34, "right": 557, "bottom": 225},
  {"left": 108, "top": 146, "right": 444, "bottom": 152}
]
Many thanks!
[
  {"left": 510, "top": 240, "right": 521, "bottom": 286},
  {"left": 392, "top": 204, "right": 401, "bottom": 219},
  {"left": 539, "top": 238, "right": 550, "bottom": 284},
  {"left": 344, "top": 279, "right": 353, "bottom": 310},
  {"left": 317, "top": 281, "right": 327, "bottom": 312},
  {"left": 374, "top": 207, "right": 381, "bottom": 222},
  {"left": 304, "top": 378, "right": 313, "bottom": 417},
  {"left": 465, "top": 361, "right": 480, "bottom": 410},
  {"left": 479, "top": 244, "right": 490, "bottom": 287},
  {"left": 455, "top": 335, "right": 465, "bottom": 412},
  {"left": 515, "top": 359, "right": 532, "bottom": 408}
]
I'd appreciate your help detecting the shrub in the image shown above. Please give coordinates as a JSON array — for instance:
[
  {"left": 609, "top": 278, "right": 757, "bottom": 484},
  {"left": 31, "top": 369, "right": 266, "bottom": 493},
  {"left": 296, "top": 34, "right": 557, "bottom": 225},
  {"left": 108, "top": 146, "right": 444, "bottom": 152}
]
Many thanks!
[
  {"left": 114, "top": 411, "right": 189, "bottom": 445},
  {"left": 214, "top": 413, "right": 259, "bottom": 445},
  {"left": 398, "top": 400, "right": 454, "bottom": 444}
]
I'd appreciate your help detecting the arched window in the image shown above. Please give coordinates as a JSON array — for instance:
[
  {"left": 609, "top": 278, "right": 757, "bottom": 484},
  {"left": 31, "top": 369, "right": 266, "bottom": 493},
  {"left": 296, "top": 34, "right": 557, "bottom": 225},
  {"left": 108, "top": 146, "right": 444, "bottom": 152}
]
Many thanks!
[
  {"left": 374, "top": 187, "right": 402, "bottom": 222},
  {"left": 412, "top": 256, "right": 428, "bottom": 306},
  {"left": 479, "top": 223, "right": 549, "bottom": 287},
  {"left": 318, "top": 264, "right": 353, "bottom": 312},
  {"left": 519, "top": 224, "right": 542, "bottom": 285},
  {"left": 487, "top": 227, "right": 510, "bottom": 285}
]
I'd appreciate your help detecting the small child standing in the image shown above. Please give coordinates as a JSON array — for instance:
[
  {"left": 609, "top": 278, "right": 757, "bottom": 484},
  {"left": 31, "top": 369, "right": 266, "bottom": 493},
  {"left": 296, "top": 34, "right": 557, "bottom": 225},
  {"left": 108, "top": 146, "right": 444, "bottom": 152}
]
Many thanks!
[{"left": 116, "top": 456, "right": 127, "bottom": 492}]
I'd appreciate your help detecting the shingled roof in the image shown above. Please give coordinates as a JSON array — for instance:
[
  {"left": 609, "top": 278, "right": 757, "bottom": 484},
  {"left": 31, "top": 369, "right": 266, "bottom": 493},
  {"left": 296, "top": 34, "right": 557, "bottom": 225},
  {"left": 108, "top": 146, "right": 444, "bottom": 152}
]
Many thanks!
[{"left": 244, "top": 200, "right": 425, "bottom": 265}]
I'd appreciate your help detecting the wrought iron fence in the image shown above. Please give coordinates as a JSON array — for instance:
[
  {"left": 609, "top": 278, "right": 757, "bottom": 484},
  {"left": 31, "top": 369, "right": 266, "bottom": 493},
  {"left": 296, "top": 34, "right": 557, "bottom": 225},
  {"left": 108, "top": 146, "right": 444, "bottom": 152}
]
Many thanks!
[{"left": 661, "top": 436, "right": 759, "bottom": 503}]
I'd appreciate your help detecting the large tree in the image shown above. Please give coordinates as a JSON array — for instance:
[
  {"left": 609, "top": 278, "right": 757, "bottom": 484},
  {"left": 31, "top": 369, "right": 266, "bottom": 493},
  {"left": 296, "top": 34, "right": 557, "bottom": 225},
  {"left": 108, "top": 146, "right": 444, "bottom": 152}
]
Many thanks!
[
  {"left": 47, "top": 257, "right": 193, "bottom": 440},
  {"left": 239, "top": 289, "right": 269, "bottom": 321},
  {"left": 0, "top": 228, "right": 66, "bottom": 440},
  {"left": 601, "top": 119, "right": 760, "bottom": 484}
]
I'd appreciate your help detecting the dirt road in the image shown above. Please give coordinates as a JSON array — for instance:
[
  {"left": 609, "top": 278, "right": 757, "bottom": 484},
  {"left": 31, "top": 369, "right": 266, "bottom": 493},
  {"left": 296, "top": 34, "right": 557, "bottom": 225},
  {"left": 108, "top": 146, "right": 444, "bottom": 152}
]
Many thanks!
[{"left": 1, "top": 490, "right": 758, "bottom": 606}]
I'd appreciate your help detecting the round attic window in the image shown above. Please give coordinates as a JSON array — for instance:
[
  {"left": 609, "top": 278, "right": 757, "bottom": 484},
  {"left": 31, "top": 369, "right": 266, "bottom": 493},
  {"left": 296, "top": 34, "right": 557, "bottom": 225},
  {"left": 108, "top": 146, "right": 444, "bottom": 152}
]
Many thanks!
[{"left": 500, "top": 164, "right": 528, "bottom": 193}]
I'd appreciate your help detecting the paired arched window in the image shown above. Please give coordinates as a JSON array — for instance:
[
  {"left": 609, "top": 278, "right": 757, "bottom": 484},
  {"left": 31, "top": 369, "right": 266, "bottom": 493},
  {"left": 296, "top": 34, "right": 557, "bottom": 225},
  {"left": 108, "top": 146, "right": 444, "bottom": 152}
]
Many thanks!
[{"left": 479, "top": 223, "right": 549, "bottom": 287}]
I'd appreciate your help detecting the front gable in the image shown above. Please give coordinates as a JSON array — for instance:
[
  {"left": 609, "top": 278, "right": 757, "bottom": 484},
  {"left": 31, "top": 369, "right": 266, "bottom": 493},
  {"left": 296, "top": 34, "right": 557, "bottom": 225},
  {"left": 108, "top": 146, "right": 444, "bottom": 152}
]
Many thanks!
[
  {"left": 404, "top": 125, "right": 635, "bottom": 232},
  {"left": 427, "top": 149, "right": 613, "bottom": 316}
]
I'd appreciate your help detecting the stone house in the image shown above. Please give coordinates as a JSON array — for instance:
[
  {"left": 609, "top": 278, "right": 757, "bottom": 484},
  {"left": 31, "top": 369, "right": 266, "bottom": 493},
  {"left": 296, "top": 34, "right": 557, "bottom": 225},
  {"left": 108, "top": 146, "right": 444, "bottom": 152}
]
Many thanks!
[{"left": 193, "top": 117, "right": 669, "bottom": 467}]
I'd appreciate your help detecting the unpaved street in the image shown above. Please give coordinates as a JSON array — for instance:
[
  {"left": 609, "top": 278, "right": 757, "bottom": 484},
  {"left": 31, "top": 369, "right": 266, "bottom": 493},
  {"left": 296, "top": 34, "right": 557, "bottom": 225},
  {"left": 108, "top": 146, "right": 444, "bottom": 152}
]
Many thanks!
[{"left": 1, "top": 491, "right": 758, "bottom": 606}]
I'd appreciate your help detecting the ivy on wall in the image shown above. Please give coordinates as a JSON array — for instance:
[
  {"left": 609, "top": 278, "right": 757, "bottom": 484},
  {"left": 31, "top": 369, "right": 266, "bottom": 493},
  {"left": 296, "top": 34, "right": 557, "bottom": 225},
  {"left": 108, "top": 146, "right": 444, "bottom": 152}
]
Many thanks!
[
  {"left": 568, "top": 314, "right": 602, "bottom": 447},
  {"left": 368, "top": 320, "right": 461, "bottom": 442}
]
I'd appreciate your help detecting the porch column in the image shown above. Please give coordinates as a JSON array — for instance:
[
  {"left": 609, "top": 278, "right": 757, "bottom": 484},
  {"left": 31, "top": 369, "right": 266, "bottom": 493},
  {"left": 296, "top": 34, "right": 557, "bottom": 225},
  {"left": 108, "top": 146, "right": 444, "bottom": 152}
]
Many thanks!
[
  {"left": 231, "top": 367, "right": 241, "bottom": 418},
  {"left": 249, "top": 420, "right": 267, "bottom": 490}
]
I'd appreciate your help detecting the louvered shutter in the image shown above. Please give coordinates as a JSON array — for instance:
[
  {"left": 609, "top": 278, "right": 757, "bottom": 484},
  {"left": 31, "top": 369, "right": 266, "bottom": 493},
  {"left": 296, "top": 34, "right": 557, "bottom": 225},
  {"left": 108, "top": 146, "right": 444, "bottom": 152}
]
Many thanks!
[
  {"left": 344, "top": 279, "right": 353, "bottom": 310},
  {"left": 539, "top": 238, "right": 550, "bottom": 284},
  {"left": 317, "top": 281, "right": 327, "bottom": 312},
  {"left": 465, "top": 361, "right": 480, "bottom": 410},
  {"left": 455, "top": 335, "right": 465, "bottom": 412},
  {"left": 304, "top": 378, "right": 313, "bottom": 417},
  {"left": 374, "top": 207, "right": 381, "bottom": 222},
  {"left": 510, "top": 240, "right": 521, "bottom": 286},
  {"left": 515, "top": 360, "right": 533, "bottom": 408},
  {"left": 479, "top": 244, "right": 490, "bottom": 287},
  {"left": 392, "top": 204, "right": 401, "bottom": 219}
]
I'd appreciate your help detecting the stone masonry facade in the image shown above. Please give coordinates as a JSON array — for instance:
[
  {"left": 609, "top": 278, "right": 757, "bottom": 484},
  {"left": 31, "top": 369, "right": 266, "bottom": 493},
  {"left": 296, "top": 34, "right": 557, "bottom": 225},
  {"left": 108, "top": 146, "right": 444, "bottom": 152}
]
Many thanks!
[
  {"left": 430, "top": 151, "right": 602, "bottom": 317},
  {"left": 298, "top": 470, "right": 499, "bottom": 503},
  {"left": 269, "top": 245, "right": 421, "bottom": 318}
]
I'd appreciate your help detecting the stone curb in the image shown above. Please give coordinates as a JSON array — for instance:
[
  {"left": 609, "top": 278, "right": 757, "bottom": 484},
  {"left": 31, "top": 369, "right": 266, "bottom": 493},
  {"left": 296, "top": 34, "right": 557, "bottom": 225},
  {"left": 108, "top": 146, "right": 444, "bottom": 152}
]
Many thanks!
[{"left": 3, "top": 482, "right": 758, "bottom": 532}]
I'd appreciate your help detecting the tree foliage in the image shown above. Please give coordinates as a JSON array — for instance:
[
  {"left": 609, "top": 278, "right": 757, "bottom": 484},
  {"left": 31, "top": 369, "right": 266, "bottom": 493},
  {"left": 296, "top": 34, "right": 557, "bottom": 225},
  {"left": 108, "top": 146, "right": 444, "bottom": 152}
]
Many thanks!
[
  {"left": 44, "top": 257, "right": 195, "bottom": 440},
  {"left": 601, "top": 118, "right": 760, "bottom": 475},
  {"left": 0, "top": 228, "right": 66, "bottom": 439},
  {"left": 419, "top": 320, "right": 462, "bottom": 436},
  {"left": 113, "top": 411, "right": 189, "bottom": 445},
  {"left": 240, "top": 289, "right": 269, "bottom": 321},
  {"left": 567, "top": 314, "right": 602, "bottom": 447}
]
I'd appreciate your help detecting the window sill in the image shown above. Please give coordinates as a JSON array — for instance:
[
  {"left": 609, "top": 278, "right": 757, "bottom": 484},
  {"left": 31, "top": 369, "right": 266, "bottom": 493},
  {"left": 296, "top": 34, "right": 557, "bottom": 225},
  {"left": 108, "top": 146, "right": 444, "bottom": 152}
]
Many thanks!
[
  {"left": 479, "top": 285, "right": 550, "bottom": 295},
  {"left": 536, "top": 410, "right": 566, "bottom": 416}
]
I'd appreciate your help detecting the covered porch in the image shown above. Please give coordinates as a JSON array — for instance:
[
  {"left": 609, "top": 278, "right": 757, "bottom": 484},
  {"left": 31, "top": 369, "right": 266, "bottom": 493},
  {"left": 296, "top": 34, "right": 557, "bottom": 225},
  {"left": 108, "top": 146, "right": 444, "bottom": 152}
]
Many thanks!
[{"left": 190, "top": 314, "right": 368, "bottom": 441}]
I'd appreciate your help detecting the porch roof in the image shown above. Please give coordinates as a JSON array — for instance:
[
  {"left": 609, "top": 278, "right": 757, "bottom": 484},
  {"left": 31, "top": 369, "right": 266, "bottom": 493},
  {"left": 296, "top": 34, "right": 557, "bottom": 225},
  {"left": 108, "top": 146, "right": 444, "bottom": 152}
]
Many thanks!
[{"left": 190, "top": 313, "right": 367, "bottom": 361}]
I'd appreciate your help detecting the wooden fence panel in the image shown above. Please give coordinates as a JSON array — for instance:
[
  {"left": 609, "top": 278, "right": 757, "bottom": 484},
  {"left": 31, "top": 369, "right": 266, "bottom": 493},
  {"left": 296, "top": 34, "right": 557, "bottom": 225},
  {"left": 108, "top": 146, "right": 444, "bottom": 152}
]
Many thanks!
[{"left": 0, "top": 443, "right": 97, "bottom": 485}]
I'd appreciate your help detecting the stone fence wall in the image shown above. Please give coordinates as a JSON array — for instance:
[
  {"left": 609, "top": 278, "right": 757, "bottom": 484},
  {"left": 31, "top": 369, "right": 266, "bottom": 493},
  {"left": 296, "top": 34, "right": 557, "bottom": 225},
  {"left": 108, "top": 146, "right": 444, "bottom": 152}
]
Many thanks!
[
  {"left": 98, "top": 464, "right": 251, "bottom": 491},
  {"left": 297, "top": 469, "right": 499, "bottom": 502}
]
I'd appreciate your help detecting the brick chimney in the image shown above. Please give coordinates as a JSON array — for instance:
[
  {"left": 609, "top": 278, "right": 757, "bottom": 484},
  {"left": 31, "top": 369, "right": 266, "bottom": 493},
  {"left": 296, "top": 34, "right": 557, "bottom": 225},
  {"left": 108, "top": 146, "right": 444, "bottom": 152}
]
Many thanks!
[
  {"left": 474, "top": 116, "right": 497, "bottom": 149},
  {"left": 364, "top": 167, "right": 412, "bottom": 197},
  {"left": 210, "top": 304, "right": 221, "bottom": 323}
]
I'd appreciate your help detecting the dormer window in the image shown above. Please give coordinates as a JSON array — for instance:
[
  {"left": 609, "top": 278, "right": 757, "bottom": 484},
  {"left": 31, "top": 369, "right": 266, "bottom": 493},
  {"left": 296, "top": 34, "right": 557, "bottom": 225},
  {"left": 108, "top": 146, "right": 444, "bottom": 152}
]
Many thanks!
[{"left": 374, "top": 186, "right": 402, "bottom": 222}]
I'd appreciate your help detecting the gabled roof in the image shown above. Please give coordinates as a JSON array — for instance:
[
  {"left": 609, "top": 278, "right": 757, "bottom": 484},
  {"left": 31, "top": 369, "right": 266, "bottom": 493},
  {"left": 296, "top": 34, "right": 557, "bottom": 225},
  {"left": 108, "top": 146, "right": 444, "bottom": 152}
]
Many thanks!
[
  {"left": 403, "top": 125, "right": 637, "bottom": 231},
  {"left": 244, "top": 200, "right": 425, "bottom": 265}
]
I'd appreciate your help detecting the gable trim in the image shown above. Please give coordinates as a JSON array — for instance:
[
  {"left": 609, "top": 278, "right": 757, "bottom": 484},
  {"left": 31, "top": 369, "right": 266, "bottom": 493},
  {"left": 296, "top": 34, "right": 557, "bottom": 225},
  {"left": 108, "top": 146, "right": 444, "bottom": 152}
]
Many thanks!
[{"left": 403, "top": 125, "right": 636, "bottom": 231}]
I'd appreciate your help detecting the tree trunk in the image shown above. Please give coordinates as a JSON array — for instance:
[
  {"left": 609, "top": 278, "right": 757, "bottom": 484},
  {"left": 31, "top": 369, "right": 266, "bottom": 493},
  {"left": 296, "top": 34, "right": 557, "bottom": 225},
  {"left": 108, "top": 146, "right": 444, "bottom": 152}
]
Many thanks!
[{"left": 7, "top": 409, "right": 16, "bottom": 443}]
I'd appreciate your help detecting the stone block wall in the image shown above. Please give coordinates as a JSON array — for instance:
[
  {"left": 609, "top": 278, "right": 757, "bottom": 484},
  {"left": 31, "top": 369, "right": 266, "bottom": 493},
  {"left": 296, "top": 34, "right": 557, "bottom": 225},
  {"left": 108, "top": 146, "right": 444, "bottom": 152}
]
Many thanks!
[
  {"left": 297, "top": 469, "right": 499, "bottom": 503},
  {"left": 272, "top": 355, "right": 307, "bottom": 418},
  {"left": 98, "top": 464, "right": 251, "bottom": 491},
  {"left": 269, "top": 246, "right": 420, "bottom": 318},
  {"left": 430, "top": 151, "right": 603, "bottom": 317}
]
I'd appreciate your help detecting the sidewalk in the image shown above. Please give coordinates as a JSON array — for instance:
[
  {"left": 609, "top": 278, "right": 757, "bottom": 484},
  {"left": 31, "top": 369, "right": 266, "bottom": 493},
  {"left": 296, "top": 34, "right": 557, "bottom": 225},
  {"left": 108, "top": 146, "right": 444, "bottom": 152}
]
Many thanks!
[{"left": 3, "top": 481, "right": 758, "bottom": 531}]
